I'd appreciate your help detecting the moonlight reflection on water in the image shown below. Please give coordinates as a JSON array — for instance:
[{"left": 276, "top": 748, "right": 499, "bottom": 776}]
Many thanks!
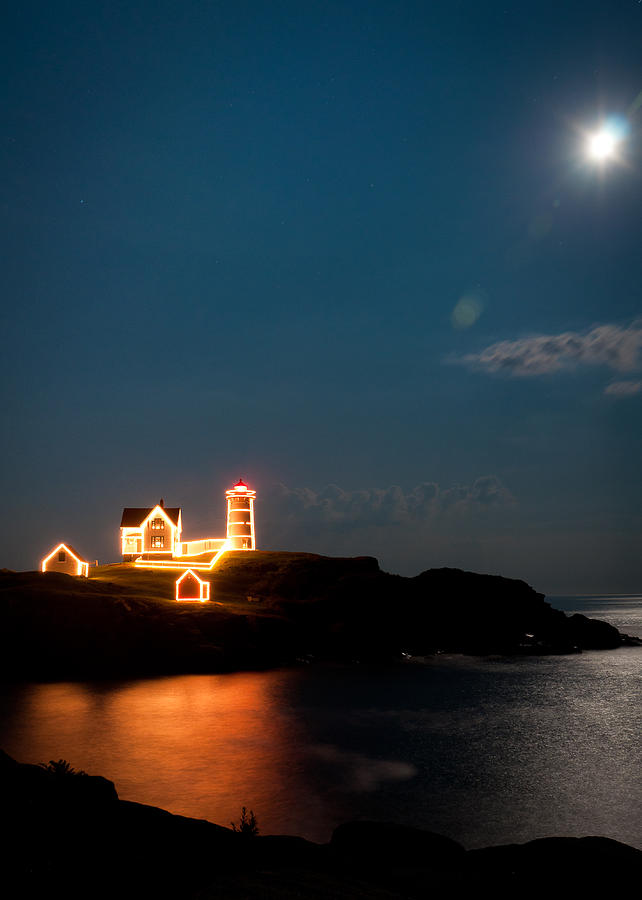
[{"left": 1, "top": 599, "right": 640, "bottom": 848}]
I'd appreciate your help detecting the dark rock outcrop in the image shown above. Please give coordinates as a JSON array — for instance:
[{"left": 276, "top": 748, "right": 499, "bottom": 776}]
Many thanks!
[
  {"left": 566, "top": 613, "right": 622, "bottom": 649},
  {"left": 0, "top": 555, "right": 638, "bottom": 681},
  {"left": 466, "top": 834, "right": 642, "bottom": 889},
  {"left": 3, "top": 750, "right": 640, "bottom": 899},
  {"left": 330, "top": 819, "right": 465, "bottom": 868}
]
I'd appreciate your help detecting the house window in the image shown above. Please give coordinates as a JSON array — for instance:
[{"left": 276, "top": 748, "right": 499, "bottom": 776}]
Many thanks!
[
  {"left": 151, "top": 518, "right": 165, "bottom": 530},
  {"left": 151, "top": 535, "right": 165, "bottom": 548},
  {"left": 58, "top": 551, "right": 66, "bottom": 562}
]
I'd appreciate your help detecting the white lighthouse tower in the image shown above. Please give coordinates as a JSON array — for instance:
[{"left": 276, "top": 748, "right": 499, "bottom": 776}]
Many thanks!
[{"left": 225, "top": 478, "right": 257, "bottom": 550}]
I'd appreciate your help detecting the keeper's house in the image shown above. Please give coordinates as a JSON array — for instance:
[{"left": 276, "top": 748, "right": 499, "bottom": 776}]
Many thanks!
[{"left": 120, "top": 500, "right": 182, "bottom": 561}]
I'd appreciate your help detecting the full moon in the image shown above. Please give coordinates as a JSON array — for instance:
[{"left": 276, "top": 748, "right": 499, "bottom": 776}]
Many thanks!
[
  {"left": 585, "top": 117, "right": 629, "bottom": 163},
  {"left": 588, "top": 129, "right": 618, "bottom": 160}
]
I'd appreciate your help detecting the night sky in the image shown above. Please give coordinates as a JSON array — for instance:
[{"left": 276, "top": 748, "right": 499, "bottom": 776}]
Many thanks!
[{"left": 3, "top": 1, "right": 642, "bottom": 593}]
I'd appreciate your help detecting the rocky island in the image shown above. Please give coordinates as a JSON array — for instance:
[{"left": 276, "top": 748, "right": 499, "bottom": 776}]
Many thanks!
[{"left": 0, "top": 552, "right": 638, "bottom": 681}]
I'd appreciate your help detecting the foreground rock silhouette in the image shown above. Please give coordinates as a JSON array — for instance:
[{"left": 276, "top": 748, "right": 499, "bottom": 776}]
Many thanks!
[
  {"left": 0, "top": 553, "right": 639, "bottom": 680},
  {"left": 2, "top": 751, "right": 640, "bottom": 899}
]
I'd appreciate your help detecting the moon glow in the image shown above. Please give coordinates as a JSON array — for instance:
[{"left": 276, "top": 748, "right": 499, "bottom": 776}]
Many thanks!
[
  {"left": 587, "top": 129, "right": 618, "bottom": 160},
  {"left": 585, "top": 116, "right": 629, "bottom": 163}
]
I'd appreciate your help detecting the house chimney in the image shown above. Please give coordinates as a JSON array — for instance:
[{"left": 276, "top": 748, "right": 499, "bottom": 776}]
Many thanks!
[{"left": 159, "top": 498, "right": 164, "bottom": 508}]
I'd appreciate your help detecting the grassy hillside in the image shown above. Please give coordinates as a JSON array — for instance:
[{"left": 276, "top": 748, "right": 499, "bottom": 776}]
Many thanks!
[{"left": 89, "top": 550, "right": 374, "bottom": 608}]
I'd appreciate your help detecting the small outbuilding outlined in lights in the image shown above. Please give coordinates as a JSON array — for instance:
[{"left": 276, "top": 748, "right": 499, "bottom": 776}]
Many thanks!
[
  {"left": 41, "top": 543, "right": 89, "bottom": 577},
  {"left": 175, "top": 569, "right": 211, "bottom": 602}
]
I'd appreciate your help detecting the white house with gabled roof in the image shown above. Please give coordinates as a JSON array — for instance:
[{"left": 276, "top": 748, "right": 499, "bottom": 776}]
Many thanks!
[
  {"left": 41, "top": 543, "right": 90, "bottom": 577},
  {"left": 120, "top": 499, "right": 182, "bottom": 561}
]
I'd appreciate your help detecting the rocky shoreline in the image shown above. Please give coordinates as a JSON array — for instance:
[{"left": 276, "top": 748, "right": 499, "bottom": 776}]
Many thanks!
[
  {"left": 3, "top": 750, "right": 640, "bottom": 899},
  {"left": 1, "top": 554, "right": 639, "bottom": 682}
]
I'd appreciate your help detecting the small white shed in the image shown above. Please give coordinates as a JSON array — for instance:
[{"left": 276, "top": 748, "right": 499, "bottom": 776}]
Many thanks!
[{"left": 41, "top": 543, "right": 90, "bottom": 577}]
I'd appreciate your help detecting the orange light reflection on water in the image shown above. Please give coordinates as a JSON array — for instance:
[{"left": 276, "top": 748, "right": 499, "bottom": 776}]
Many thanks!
[{"left": 4, "top": 672, "right": 329, "bottom": 838}]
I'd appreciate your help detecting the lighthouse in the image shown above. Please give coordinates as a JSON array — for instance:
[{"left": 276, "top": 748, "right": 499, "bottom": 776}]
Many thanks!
[{"left": 225, "top": 478, "right": 257, "bottom": 550}]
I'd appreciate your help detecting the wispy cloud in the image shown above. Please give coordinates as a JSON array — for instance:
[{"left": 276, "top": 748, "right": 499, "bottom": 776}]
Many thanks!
[
  {"left": 603, "top": 379, "right": 642, "bottom": 396},
  {"left": 459, "top": 321, "right": 642, "bottom": 377},
  {"left": 268, "top": 476, "right": 513, "bottom": 528}
]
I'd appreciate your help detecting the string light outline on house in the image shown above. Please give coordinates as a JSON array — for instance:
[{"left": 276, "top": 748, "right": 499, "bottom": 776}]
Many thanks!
[
  {"left": 175, "top": 569, "right": 210, "bottom": 602},
  {"left": 39, "top": 478, "right": 257, "bottom": 582},
  {"left": 41, "top": 543, "right": 89, "bottom": 577},
  {"left": 124, "top": 478, "right": 257, "bottom": 570},
  {"left": 120, "top": 500, "right": 183, "bottom": 560}
]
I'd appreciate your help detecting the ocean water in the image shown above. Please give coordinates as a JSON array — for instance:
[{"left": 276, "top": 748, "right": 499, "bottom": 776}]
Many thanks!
[{"left": 0, "top": 595, "right": 640, "bottom": 849}]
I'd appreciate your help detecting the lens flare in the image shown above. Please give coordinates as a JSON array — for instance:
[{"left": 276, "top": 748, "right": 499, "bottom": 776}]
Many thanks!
[{"left": 451, "top": 292, "right": 485, "bottom": 329}]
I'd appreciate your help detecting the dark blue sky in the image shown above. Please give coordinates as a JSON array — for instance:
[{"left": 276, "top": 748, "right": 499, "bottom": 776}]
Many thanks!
[{"left": 2, "top": 1, "right": 641, "bottom": 592}]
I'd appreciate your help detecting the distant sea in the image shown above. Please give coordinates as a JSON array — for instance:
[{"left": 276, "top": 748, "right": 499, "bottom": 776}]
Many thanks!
[{"left": 1, "top": 594, "right": 640, "bottom": 849}]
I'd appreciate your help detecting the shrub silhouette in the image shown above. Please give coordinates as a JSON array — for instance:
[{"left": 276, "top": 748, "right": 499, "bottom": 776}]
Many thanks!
[
  {"left": 39, "top": 759, "right": 87, "bottom": 777},
  {"left": 231, "top": 806, "right": 259, "bottom": 836}
]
